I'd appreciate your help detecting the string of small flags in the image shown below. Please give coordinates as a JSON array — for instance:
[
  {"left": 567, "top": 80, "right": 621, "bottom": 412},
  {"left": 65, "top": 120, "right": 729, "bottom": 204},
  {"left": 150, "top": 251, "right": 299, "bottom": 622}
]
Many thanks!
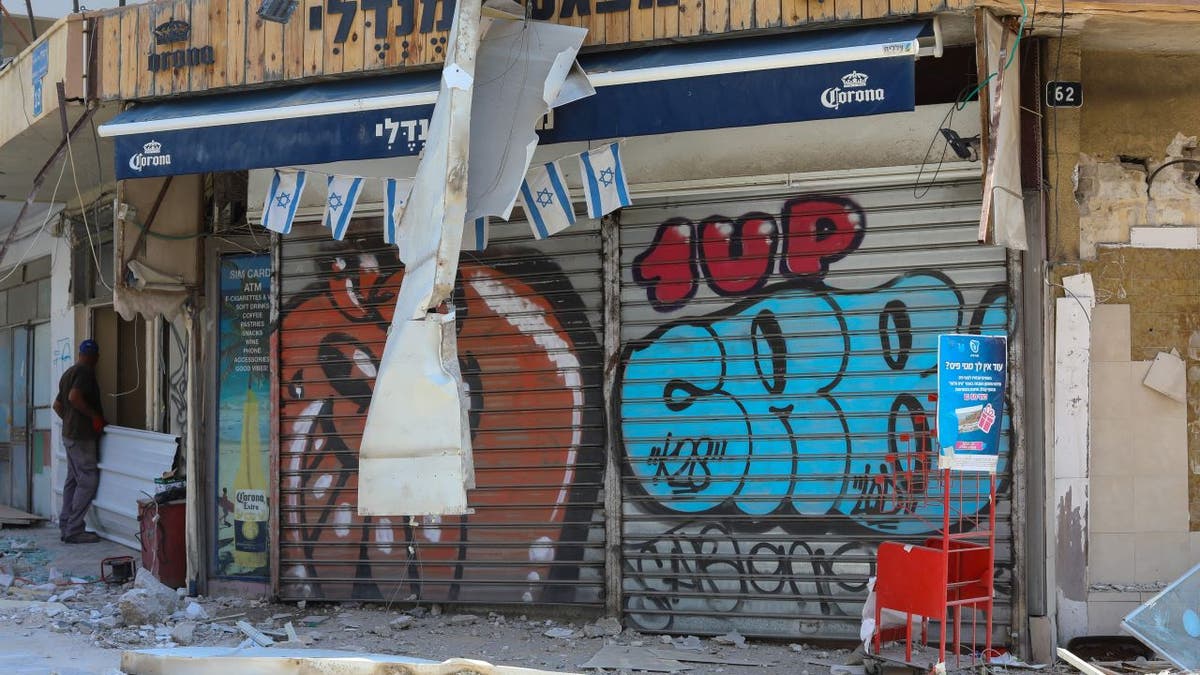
[{"left": 260, "top": 141, "right": 631, "bottom": 250}]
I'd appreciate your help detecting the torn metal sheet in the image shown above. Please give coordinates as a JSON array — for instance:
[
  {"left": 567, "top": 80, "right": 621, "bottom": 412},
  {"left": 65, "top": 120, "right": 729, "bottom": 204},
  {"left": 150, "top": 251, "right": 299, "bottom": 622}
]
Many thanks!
[
  {"left": 359, "top": 313, "right": 472, "bottom": 516},
  {"left": 979, "top": 12, "right": 1027, "bottom": 250},
  {"left": 464, "top": 14, "right": 589, "bottom": 224},
  {"left": 120, "top": 647, "right": 578, "bottom": 675},
  {"left": 357, "top": 0, "right": 482, "bottom": 516},
  {"left": 53, "top": 425, "right": 179, "bottom": 550}
]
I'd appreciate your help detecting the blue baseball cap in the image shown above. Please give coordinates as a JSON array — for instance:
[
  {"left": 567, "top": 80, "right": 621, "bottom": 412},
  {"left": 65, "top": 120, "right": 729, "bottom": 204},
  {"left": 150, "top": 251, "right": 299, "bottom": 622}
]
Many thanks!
[{"left": 79, "top": 339, "right": 99, "bottom": 356}]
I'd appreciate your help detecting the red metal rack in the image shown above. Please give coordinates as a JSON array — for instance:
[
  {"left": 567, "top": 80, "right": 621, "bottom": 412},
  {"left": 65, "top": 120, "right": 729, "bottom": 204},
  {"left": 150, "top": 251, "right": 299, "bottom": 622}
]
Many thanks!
[{"left": 871, "top": 396, "right": 998, "bottom": 672}]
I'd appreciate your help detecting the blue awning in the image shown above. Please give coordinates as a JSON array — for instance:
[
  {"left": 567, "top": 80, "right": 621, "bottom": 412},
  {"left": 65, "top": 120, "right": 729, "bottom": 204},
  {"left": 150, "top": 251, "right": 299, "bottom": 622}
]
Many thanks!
[{"left": 100, "top": 21, "right": 934, "bottom": 180}]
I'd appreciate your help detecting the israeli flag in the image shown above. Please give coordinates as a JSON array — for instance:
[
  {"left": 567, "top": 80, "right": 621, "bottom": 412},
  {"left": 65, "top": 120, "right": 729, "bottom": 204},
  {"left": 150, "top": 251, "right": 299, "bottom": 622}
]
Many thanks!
[
  {"left": 579, "top": 142, "right": 632, "bottom": 219},
  {"left": 519, "top": 159, "right": 575, "bottom": 240},
  {"left": 323, "top": 175, "right": 365, "bottom": 241},
  {"left": 463, "top": 217, "right": 489, "bottom": 252},
  {"left": 261, "top": 169, "right": 307, "bottom": 234},
  {"left": 383, "top": 178, "right": 413, "bottom": 246}
]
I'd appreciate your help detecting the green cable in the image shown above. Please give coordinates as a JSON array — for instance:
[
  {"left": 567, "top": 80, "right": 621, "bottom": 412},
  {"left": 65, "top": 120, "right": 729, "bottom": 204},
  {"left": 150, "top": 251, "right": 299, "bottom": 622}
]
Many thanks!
[{"left": 956, "top": 0, "right": 1029, "bottom": 111}]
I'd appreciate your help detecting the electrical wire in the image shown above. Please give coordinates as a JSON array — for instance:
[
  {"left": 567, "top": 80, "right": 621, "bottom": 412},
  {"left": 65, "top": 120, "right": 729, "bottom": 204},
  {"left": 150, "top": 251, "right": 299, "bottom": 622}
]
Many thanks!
[
  {"left": 913, "top": 100, "right": 958, "bottom": 200},
  {"left": 65, "top": 120, "right": 114, "bottom": 293},
  {"left": 108, "top": 314, "right": 142, "bottom": 398},
  {"left": 1051, "top": 0, "right": 1065, "bottom": 258},
  {"left": 956, "top": 0, "right": 1029, "bottom": 112},
  {"left": 65, "top": 118, "right": 145, "bottom": 399},
  {"left": 0, "top": 157, "right": 69, "bottom": 286},
  {"left": 1146, "top": 159, "right": 1200, "bottom": 196}
]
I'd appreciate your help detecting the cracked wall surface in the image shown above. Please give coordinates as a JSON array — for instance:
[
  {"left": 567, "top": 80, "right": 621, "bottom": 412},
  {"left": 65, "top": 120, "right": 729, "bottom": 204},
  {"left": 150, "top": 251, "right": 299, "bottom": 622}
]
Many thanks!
[
  {"left": 1079, "top": 248, "right": 1200, "bottom": 534},
  {"left": 1046, "top": 47, "right": 1200, "bottom": 644}
]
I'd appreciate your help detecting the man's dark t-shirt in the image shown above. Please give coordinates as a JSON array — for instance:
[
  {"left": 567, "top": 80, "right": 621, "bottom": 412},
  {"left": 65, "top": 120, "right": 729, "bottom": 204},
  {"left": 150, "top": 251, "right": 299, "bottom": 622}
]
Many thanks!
[{"left": 57, "top": 365, "right": 101, "bottom": 440}]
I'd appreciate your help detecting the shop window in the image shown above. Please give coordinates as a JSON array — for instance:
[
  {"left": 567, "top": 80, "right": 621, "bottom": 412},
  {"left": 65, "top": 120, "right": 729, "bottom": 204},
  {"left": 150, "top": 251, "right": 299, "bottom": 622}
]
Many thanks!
[
  {"left": 0, "top": 256, "right": 51, "bottom": 326},
  {"left": 68, "top": 206, "right": 115, "bottom": 305}
]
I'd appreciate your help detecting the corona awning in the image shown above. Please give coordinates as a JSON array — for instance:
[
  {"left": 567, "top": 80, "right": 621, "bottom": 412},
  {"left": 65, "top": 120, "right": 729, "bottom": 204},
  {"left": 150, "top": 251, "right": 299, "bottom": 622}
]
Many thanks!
[{"left": 98, "top": 20, "right": 938, "bottom": 181}]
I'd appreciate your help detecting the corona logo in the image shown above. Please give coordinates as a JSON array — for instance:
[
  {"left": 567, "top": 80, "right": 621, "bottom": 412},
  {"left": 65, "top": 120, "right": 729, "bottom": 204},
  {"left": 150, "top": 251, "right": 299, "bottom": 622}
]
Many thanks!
[
  {"left": 821, "top": 71, "right": 886, "bottom": 111},
  {"left": 840, "top": 71, "right": 870, "bottom": 88},
  {"left": 153, "top": 19, "right": 191, "bottom": 45},
  {"left": 128, "top": 140, "right": 172, "bottom": 173}
]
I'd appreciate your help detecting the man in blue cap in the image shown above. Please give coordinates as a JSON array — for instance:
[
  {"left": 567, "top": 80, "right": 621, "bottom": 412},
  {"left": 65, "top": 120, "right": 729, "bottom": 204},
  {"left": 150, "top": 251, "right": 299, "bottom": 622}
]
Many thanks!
[{"left": 51, "top": 339, "right": 106, "bottom": 544}]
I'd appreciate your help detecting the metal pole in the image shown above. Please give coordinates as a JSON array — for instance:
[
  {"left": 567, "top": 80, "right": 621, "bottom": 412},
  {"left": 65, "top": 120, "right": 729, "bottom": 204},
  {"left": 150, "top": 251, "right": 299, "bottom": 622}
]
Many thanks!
[
  {"left": 23, "top": 0, "right": 36, "bottom": 40},
  {"left": 73, "top": 1, "right": 80, "bottom": 14},
  {"left": 0, "top": 2, "right": 33, "bottom": 46},
  {"left": 600, "top": 211, "right": 623, "bottom": 618},
  {"left": 0, "top": 105, "right": 96, "bottom": 269}
]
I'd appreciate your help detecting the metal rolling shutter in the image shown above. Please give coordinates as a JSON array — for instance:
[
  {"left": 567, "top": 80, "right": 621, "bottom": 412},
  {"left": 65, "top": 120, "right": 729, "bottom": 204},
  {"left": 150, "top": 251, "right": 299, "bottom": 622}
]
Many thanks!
[
  {"left": 277, "top": 215, "right": 605, "bottom": 607},
  {"left": 617, "top": 174, "right": 1014, "bottom": 639}
]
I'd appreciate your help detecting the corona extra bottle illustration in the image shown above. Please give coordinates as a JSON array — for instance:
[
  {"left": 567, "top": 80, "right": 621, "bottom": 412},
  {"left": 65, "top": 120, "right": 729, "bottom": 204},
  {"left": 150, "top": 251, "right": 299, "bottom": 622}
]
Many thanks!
[{"left": 232, "top": 388, "right": 268, "bottom": 570}]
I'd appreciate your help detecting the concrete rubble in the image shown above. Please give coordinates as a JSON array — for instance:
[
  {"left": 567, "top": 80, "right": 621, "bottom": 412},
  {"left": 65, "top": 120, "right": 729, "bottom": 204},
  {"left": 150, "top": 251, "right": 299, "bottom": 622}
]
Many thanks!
[
  {"left": 0, "top": 529, "right": 850, "bottom": 674},
  {"left": 117, "top": 569, "right": 182, "bottom": 625}
]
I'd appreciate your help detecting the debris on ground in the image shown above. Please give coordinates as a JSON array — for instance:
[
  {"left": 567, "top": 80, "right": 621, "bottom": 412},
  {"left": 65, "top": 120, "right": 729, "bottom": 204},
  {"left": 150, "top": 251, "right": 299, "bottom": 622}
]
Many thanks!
[
  {"left": 0, "top": 525, "right": 844, "bottom": 674},
  {"left": 580, "top": 644, "right": 692, "bottom": 673},
  {"left": 713, "top": 630, "right": 748, "bottom": 649},
  {"left": 581, "top": 616, "right": 622, "bottom": 639},
  {"left": 184, "top": 600, "right": 208, "bottom": 620},
  {"left": 171, "top": 620, "right": 197, "bottom": 645},
  {"left": 236, "top": 620, "right": 275, "bottom": 647}
]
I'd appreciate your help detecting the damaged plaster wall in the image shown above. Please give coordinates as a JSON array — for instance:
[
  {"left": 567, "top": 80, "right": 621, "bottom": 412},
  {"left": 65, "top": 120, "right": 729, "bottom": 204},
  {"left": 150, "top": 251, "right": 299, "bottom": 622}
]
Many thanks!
[
  {"left": 1075, "top": 133, "right": 1200, "bottom": 258},
  {"left": 1053, "top": 273, "right": 1093, "bottom": 642},
  {"left": 1080, "top": 247, "right": 1200, "bottom": 533},
  {"left": 1046, "top": 45, "right": 1200, "bottom": 645}
]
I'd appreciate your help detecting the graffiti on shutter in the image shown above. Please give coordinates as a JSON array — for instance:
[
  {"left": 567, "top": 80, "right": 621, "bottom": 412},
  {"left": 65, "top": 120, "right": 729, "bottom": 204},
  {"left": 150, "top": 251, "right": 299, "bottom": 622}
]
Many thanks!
[
  {"left": 278, "top": 226, "right": 604, "bottom": 605},
  {"left": 617, "top": 182, "right": 1012, "bottom": 637}
]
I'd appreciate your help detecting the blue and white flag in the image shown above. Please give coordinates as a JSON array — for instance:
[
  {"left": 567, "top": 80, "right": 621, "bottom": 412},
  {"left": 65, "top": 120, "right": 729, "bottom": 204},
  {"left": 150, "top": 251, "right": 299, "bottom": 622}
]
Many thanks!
[
  {"left": 462, "top": 217, "right": 489, "bottom": 252},
  {"left": 578, "top": 142, "right": 631, "bottom": 219},
  {"left": 383, "top": 178, "right": 413, "bottom": 246},
  {"left": 519, "top": 159, "right": 575, "bottom": 240},
  {"left": 261, "top": 169, "right": 307, "bottom": 234},
  {"left": 323, "top": 175, "right": 365, "bottom": 241}
]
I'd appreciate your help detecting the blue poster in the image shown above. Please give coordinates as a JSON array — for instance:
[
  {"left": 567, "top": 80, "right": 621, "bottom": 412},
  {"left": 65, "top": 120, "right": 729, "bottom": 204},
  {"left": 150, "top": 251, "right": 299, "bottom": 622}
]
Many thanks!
[
  {"left": 937, "top": 334, "right": 1007, "bottom": 472},
  {"left": 214, "top": 254, "right": 272, "bottom": 579}
]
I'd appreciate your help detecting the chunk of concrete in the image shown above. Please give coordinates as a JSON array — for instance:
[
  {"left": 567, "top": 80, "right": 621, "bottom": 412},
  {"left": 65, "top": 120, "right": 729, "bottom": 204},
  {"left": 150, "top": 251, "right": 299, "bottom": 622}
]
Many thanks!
[
  {"left": 118, "top": 589, "right": 174, "bottom": 626},
  {"left": 171, "top": 621, "right": 197, "bottom": 645},
  {"left": 184, "top": 602, "right": 207, "bottom": 621},
  {"left": 119, "top": 569, "right": 182, "bottom": 626}
]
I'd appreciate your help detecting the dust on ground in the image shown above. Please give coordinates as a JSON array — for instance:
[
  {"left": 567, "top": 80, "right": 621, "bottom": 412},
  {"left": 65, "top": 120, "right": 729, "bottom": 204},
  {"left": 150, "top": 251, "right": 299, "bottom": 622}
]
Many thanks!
[{"left": 0, "top": 523, "right": 848, "bottom": 674}]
